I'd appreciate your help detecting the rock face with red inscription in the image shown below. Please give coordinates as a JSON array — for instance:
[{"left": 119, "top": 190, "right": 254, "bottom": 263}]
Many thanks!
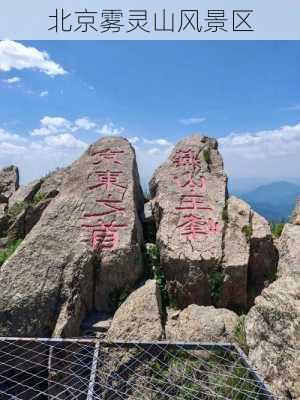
[
  {"left": 150, "top": 134, "right": 228, "bottom": 308},
  {"left": 81, "top": 137, "right": 144, "bottom": 312},
  {"left": 0, "top": 137, "right": 144, "bottom": 337}
]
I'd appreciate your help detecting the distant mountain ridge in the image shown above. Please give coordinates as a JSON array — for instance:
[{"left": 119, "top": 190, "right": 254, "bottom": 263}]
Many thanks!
[{"left": 236, "top": 181, "right": 300, "bottom": 222}]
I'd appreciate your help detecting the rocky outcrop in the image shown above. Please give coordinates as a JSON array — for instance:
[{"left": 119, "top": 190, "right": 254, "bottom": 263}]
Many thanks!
[
  {"left": 246, "top": 199, "right": 300, "bottom": 399},
  {"left": 277, "top": 224, "right": 300, "bottom": 277},
  {"left": 0, "top": 165, "right": 19, "bottom": 200},
  {"left": 6, "top": 168, "right": 70, "bottom": 241},
  {"left": 245, "top": 276, "right": 300, "bottom": 399},
  {"left": 150, "top": 135, "right": 228, "bottom": 308},
  {"left": 247, "top": 211, "right": 278, "bottom": 307},
  {"left": 9, "top": 179, "right": 43, "bottom": 208},
  {"left": 0, "top": 203, "right": 8, "bottom": 235},
  {"left": 220, "top": 197, "right": 250, "bottom": 311},
  {"left": 291, "top": 198, "right": 300, "bottom": 225},
  {"left": 0, "top": 137, "right": 144, "bottom": 337},
  {"left": 166, "top": 305, "right": 238, "bottom": 342},
  {"left": 37, "top": 167, "right": 70, "bottom": 199},
  {"left": 7, "top": 199, "right": 52, "bottom": 241},
  {"left": 107, "top": 280, "right": 164, "bottom": 341},
  {"left": 149, "top": 134, "right": 278, "bottom": 311}
]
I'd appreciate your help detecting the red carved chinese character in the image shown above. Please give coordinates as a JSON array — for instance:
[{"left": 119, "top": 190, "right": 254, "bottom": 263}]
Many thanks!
[
  {"left": 176, "top": 195, "right": 213, "bottom": 212},
  {"left": 91, "top": 148, "right": 124, "bottom": 165},
  {"left": 173, "top": 149, "right": 201, "bottom": 169},
  {"left": 81, "top": 219, "right": 127, "bottom": 250},
  {"left": 95, "top": 194, "right": 126, "bottom": 216},
  {"left": 177, "top": 214, "right": 220, "bottom": 240},
  {"left": 84, "top": 196, "right": 126, "bottom": 218},
  {"left": 88, "top": 170, "right": 127, "bottom": 192},
  {"left": 174, "top": 172, "right": 206, "bottom": 192}
]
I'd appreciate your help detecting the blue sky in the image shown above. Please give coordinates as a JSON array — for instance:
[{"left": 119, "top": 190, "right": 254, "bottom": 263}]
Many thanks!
[{"left": 0, "top": 40, "right": 299, "bottom": 191}]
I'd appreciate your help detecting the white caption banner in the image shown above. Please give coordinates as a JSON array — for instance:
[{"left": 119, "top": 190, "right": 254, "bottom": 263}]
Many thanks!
[{"left": 0, "top": 0, "right": 300, "bottom": 40}]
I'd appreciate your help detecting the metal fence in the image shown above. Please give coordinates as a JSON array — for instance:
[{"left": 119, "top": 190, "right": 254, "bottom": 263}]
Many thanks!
[{"left": 0, "top": 338, "right": 277, "bottom": 400}]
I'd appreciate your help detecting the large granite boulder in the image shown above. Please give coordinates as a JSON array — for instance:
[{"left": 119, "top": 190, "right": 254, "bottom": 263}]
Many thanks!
[
  {"left": 107, "top": 280, "right": 164, "bottom": 341},
  {"left": 0, "top": 137, "right": 144, "bottom": 337},
  {"left": 220, "top": 196, "right": 250, "bottom": 311},
  {"left": 7, "top": 199, "right": 52, "bottom": 241},
  {"left": 150, "top": 135, "right": 228, "bottom": 308},
  {"left": 246, "top": 199, "right": 300, "bottom": 399},
  {"left": 247, "top": 211, "right": 278, "bottom": 306},
  {"left": 277, "top": 223, "right": 300, "bottom": 277},
  {"left": 291, "top": 198, "right": 300, "bottom": 225},
  {"left": 245, "top": 276, "right": 300, "bottom": 399},
  {"left": 0, "top": 165, "right": 19, "bottom": 200},
  {"left": 166, "top": 304, "right": 238, "bottom": 342}
]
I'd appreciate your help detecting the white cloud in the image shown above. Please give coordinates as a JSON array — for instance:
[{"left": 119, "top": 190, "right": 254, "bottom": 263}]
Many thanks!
[
  {"left": 219, "top": 123, "right": 300, "bottom": 180},
  {"left": 41, "top": 116, "right": 70, "bottom": 129},
  {"left": 143, "top": 138, "right": 172, "bottom": 146},
  {"left": 74, "top": 117, "right": 96, "bottom": 131},
  {"left": 44, "top": 133, "right": 88, "bottom": 149},
  {"left": 179, "top": 117, "right": 206, "bottom": 125},
  {"left": 98, "top": 123, "right": 124, "bottom": 136},
  {"left": 31, "top": 116, "right": 71, "bottom": 136},
  {"left": 40, "top": 90, "right": 48, "bottom": 97},
  {"left": 0, "top": 40, "right": 66, "bottom": 76},
  {"left": 147, "top": 147, "right": 161, "bottom": 155},
  {"left": 0, "top": 128, "right": 26, "bottom": 143},
  {"left": 0, "top": 142, "right": 26, "bottom": 155},
  {"left": 128, "top": 136, "right": 139, "bottom": 144},
  {"left": 3, "top": 76, "right": 20, "bottom": 84}
]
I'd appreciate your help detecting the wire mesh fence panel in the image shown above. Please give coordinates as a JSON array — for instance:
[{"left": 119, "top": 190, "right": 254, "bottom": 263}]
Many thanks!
[{"left": 0, "top": 338, "right": 279, "bottom": 400}]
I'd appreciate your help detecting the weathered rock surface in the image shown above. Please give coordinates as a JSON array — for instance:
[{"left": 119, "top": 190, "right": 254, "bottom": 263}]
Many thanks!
[
  {"left": 150, "top": 135, "right": 228, "bottom": 308},
  {"left": 0, "top": 203, "right": 8, "bottom": 235},
  {"left": 37, "top": 167, "right": 70, "bottom": 199},
  {"left": 220, "top": 196, "right": 250, "bottom": 311},
  {"left": 247, "top": 211, "right": 278, "bottom": 307},
  {"left": 88, "top": 138, "right": 144, "bottom": 312},
  {"left": 107, "top": 280, "right": 164, "bottom": 341},
  {"left": 7, "top": 199, "right": 52, "bottom": 241},
  {"left": 245, "top": 276, "right": 300, "bottom": 399},
  {"left": 166, "top": 304, "right": 238, "bottom": 342},
  {"left": 291, "top": 198, "right": 300, "bottom": 225},
  {"left": 143, "top": 201, "right": 154, "bottom": 223},
  {"left": 9, "top": 179, "right": 42, "bottom": 208},
  {"left": 277, "top": 223, "right": 300, "bottom": 277},
  {"left": 0, "top": 137, "right": 144, "bottom": 337},
  {"left": 0, "top": 165, "right": 19, "bottom": 199}
]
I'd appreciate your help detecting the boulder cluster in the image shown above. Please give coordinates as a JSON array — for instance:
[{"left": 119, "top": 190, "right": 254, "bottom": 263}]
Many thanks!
[{"left": 0, "top": 134, "right": 299, "bottom": 399}]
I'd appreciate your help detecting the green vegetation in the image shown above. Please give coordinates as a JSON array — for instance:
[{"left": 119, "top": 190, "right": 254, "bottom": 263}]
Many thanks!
[
  {"left": 7, "top": 202, "right": 27, "bottom": 221},
  {"left": 242, "top": 225, "right": 253, "bottom": 242},
  {"left": 145, "top": 350, "right": 258, "bottom": 400},
  {"left": 271, "top": 222, "right": 285, "bottom": 238},
  {"left": 32, "top": 191, "right": 47, "bottom": 205},
  {"left": 214, "top": 363, "right": 259, "bottom": 399},
  {"left": 234, "top": 315, "right": 247, "bottom": 350},
  {"left": 203, "top": 148, "right": 211, "bottom": 165},
  {"left": 0, "top": 239, "right": 22, "bottom": 266},
  {"left": 144, "top": 244, "right": 168, "bottom": 308},
  {"left": 7, "top": 192, "right": 47, "bottom": 223},
  {"left": 208, "top": 270, "right": 224, "bottom": 304}
]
